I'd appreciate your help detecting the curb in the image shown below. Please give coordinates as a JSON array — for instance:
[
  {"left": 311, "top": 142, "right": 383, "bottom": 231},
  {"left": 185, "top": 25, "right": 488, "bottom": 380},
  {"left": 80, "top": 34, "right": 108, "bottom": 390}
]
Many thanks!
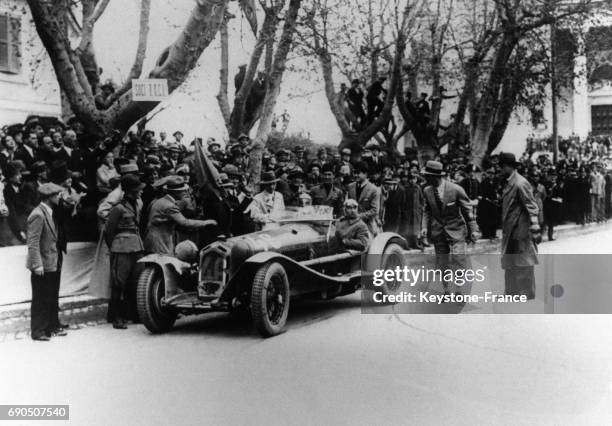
[{"left": 0, "top": 221, "right": 609, "bottom": 339}]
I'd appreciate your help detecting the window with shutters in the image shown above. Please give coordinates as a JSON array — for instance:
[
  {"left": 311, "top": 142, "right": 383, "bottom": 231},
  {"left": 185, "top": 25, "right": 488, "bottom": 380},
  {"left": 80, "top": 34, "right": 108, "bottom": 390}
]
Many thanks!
[{"left": 0, "top": 14, "right": 21, "bottom": 74}]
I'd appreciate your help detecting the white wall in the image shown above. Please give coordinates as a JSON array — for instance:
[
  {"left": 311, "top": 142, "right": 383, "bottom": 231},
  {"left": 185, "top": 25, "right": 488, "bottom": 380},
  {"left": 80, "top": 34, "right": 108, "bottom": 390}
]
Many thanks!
[{"left": 0, "top": 0, "right": 62, "bottom": 125}]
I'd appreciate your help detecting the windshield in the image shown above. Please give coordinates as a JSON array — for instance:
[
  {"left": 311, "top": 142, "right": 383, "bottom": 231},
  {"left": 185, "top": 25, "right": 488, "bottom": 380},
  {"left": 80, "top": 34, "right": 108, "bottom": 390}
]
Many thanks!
[{"left": 268, "top": 205, "right": 334, "bottom": 222}]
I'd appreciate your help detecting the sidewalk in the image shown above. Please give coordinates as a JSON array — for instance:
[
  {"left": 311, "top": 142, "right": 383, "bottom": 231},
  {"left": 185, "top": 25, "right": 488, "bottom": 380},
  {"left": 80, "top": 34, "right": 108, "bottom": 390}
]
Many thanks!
[{"left": 1, "top": 221, "right": 609, "bottom": 340}]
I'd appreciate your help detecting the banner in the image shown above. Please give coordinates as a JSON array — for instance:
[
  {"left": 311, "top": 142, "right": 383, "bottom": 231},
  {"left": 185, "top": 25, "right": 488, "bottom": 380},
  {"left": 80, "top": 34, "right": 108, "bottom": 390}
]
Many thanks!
[{"left": 193, "top": 139, "right": 226, "bottom": 200}]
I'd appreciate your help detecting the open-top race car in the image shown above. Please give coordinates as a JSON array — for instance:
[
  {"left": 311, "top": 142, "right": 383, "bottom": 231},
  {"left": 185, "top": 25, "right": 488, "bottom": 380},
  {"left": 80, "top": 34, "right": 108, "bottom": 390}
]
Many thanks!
[{"left": 136, "top": 206, "right": 407, "bottom": 337}]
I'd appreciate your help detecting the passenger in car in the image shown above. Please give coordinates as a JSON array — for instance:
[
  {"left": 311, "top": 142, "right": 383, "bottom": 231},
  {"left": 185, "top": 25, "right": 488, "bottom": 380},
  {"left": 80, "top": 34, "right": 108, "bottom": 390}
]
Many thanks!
[{"left": 334, "top": 198, "right": 370, "bottom": 251}]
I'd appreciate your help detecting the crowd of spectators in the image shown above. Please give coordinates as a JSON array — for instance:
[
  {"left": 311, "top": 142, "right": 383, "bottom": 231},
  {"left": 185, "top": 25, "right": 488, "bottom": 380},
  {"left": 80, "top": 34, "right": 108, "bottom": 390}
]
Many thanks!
[{"left": 1, "top": 115, "right": 611, "bottom": 250}]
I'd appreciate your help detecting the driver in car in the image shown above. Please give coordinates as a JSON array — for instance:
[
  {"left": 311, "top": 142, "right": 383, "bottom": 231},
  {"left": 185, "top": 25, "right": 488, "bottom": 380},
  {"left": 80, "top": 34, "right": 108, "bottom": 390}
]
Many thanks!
[{"left": 335, "top": 199, "right": 370, "bottom": 251}]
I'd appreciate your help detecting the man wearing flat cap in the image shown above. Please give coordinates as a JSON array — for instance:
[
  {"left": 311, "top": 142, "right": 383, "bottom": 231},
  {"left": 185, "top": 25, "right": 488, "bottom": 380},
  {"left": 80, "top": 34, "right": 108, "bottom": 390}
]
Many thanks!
[
  {"left": 144, "top": 176, "right": 217, "bottom": 255},
  {"left": 26, "top": 183, "right": 68, "bottom": 341},
  {"left": 499, "top": 152, "right": 541, "bottom": 300},
  {"left": 104, "top": 175, "right": 146, "bottom": 329},
  {"left": 420, "top": 160, "right": 479, "bottom": 296}
]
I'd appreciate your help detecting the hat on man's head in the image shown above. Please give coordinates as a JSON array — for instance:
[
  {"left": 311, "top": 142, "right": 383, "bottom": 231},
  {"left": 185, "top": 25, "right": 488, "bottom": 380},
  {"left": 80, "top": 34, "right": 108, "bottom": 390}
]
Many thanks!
[
  {"left": 276, "top": 149, "right": 290, "bottom": 158},
  {"left": 207, "top": 137, "right": 220, "bottom": 148},
  {"left": 288, "top": 168, "right": 306, "bottom": 180},
  {"left": 121, "top": 174, "right": 145, "bottom": 192},
  {"left": 365, "top": 140, "right": 380, "bottom": 151},
  {"left": 31, "top": 161, "right": 47, "bottom": 175},
  {"left": 498, "top": 152, "right": 519, "bottom": 168},
  {"left": 260, "top": 171, "right": 279, "bottom": 185},
  {"left": 321, "top": 163, "right": 334, "bottom": 174},
  {"left": 173, "top": 131, "right": 184, "bottom": 138},
  {"left": 167, "top": 143, "right": 181, "bottom": 152},
  {"left": 237, "top": 133, "right": 250, "bottom": 142},
  {"left": 49, "top": 162, "right": 71, "bottom": 184},
  {"left": 294, "top": 145, "right": 305, "bottom": 153},
  {"left": 38, "top": 182, "right": 64, "bottom": 197},
  {"left": 354, "top": 161, "right": 369, "bottom": 174},
  {"left": 164, "top": 175, "right": 189, "bottom": 192},
  {"left": 341, "top": 148, "right": 351, "bottom": 156},
  {"left": 421, "top": 160, "right": 445, "bottom": 177},
  {"left": 383, "top": 177, "right": 400, "bottom": 185},
  {"left": 344, "top": 198, "right": 359, "bottom": 208},
  {"left": 222, "top": 164, "right": 244, "bottom": 177},
  {"left": 307, "top": 161, "right": 321, "bottom": 172},
  {"left": 217, "top": 173, "right": 234, "bottom": 188},
  {"left": 119, "top": 163, "right": 140, "bottom": 175}
]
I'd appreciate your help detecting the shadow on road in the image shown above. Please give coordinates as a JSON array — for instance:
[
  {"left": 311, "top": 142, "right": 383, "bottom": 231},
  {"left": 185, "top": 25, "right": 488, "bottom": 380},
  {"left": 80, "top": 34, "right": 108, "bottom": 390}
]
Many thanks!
[{"left": 167, "top": 295, "right": 362, "bottom": 339}]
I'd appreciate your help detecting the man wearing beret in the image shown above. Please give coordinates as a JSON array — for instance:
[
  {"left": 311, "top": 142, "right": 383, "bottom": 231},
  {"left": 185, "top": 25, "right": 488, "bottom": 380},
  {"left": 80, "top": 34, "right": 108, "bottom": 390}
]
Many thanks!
[
  {"left": 499, "top": 152, "right": 541, "bottom": 300},
  {"left": 26, "top": 183, "right": 68, "bottom": 341},
  {"left": 105, "top": 175, "right": 146, "bottom": 329}
]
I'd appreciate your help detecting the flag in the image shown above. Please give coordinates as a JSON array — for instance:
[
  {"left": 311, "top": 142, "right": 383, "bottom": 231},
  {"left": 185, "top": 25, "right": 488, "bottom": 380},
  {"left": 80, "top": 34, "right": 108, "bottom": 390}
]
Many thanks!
[
  {"left": 194, "top": 138, "right": 226, "bottom": 200},
  {"left": 240, "top": 0, "right": 258, "bottom": 35}
]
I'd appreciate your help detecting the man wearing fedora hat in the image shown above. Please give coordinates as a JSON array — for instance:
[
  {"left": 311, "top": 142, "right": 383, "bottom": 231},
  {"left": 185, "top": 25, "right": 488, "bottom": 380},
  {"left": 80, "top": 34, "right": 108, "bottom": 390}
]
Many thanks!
[
  {"left": 420, "top": 160, "right": 479, "bottom": 295},
  {"left": 144, "top": 176, "right": 217, "bottom": 255},
  {"left": 26, "top": 182, "right": 68, "bottom": 341},
  {"left": 104, "top": 174, "right": 146, "bottom": 329},
  {"left": 499, "top": 152, "right": 541, "bottom": 300},
  {"left": 245, "top": 171, "right": 285, "bottom": 229}
]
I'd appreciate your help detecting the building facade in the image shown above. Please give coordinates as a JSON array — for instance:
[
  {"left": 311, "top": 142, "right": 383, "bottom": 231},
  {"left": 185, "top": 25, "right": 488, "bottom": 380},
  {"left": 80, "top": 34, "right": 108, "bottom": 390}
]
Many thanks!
[{"left": 0, "top": 0, "right": 79, "bottom": 126}]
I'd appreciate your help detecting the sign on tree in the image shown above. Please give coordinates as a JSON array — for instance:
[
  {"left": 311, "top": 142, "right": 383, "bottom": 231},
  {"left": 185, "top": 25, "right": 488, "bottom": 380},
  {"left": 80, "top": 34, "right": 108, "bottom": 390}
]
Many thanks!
[{"left": 132, "top": 79, "right": 169, "bottom": 101}]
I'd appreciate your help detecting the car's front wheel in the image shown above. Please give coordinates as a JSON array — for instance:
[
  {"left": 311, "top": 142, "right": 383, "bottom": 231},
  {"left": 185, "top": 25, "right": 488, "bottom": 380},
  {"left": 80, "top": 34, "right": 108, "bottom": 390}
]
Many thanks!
[
  {"left": 250, "top": 262, "right": 290, "bottom": 337},
  {"left": 137, "top": 266, "right": 177, "bottom": 334},
  {"left": 379, "top": 243, "right": 406, "bottom": 296}
]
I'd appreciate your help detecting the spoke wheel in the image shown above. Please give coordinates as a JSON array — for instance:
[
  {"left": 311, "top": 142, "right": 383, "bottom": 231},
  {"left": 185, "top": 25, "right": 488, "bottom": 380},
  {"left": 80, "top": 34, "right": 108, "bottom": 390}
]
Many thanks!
[
  {"left": 137, "top": 266, "right": 177, "bottom": 334},
  {"left": 251, "top": 262, "right": 290, "bottom": 337}
]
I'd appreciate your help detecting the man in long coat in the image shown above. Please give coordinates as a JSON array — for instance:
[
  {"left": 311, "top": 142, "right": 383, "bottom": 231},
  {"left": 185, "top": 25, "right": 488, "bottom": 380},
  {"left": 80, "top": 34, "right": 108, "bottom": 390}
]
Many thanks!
[
  {"left": 347, "top": 161, "right": 381, "bottom": 236},
  {"left": 499, "top": 153, "right": 541, "bottom": 300}
]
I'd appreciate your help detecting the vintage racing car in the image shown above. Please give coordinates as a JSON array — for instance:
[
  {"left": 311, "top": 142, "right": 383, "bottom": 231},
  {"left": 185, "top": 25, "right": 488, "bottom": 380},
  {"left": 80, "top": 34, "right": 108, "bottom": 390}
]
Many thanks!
[{"left": 136, "top": 206, "right": 407, "bottom": 337}]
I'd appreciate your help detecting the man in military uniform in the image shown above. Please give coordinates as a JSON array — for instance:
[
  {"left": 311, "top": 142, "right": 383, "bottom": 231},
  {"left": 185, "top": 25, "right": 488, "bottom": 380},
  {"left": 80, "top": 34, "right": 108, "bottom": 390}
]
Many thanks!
[
  {"left": 310, "top": 164, "right": 344, "bottom": 217},
  {"left": 335, "top": 199, "right": 370, "bottom": 251},
  {"left": 144, "top": 176, "right": 217, "bottom": 255},
  {"left": 104, "top": 175, "right": 146, "bottom": 329}
]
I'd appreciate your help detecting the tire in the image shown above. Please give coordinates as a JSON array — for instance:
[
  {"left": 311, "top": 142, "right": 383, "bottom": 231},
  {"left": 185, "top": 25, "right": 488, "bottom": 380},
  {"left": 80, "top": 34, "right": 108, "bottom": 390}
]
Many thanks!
[
  {"left": 137, "top": 266, "right": 177, "bottom": 334},
  {"left": 379, "top": 243, "right": 405, "bottom": 296},
  {"left": 250, "top": 262, "right": 290, "bottom": 337}
]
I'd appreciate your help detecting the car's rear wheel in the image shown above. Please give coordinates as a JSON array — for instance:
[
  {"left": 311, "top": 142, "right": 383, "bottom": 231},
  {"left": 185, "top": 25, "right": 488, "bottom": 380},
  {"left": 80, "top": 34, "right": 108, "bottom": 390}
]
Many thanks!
[
  {"left": 251, "top": 262, "right": 290, "bottom": 337},
  {"left": 137, "top": 266, "right": 177, "bottom": 334},
  {"left": 379, "top": 243, "right": 405, "bottom": 296}
]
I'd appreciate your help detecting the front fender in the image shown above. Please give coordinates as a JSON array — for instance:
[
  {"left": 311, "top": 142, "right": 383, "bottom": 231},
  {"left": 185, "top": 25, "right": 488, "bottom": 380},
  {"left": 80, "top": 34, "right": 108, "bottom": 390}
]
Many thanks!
[
  {"left": 138, "top": 254, "right": 192, "bottom": 299},
  {"left": 364, "top": 232, "right": 407, "bottom": 272}
]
